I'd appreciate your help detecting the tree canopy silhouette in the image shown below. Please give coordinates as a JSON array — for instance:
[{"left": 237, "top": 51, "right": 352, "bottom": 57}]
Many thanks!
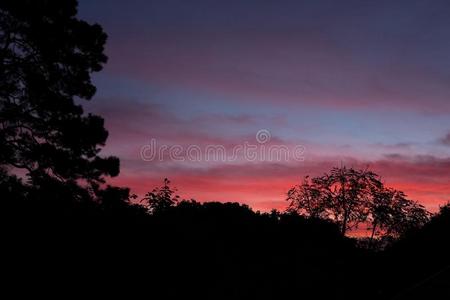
[
  {"left": 0, "top": 0, "right": 118, "bottom": 202},
  {"left": 287, "top": 166, "right": 430, "bottom": 239}
]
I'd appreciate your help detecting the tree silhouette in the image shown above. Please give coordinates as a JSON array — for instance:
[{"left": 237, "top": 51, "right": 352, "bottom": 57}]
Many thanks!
[
  {"left": 0, "top": 0, "right": 118, "bottom": 201},
  {"left": 287, "top": 166, "right": 430, "bottom": 238},
  {"left": 142, "top": 178, "right": 179, "bottom": 214}
]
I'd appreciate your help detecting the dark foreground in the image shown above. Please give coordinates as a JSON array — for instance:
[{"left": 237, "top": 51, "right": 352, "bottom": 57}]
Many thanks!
[{"left": 3, "top": 199, "right": 449, "bottom": 299}]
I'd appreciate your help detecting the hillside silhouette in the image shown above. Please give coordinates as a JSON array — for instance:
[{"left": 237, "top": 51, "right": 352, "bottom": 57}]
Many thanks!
[{"left": 1, "top": 1, "right": 449, "bottom": 299}]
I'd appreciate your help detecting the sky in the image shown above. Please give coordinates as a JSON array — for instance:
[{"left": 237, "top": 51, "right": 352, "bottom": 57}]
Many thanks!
[{"left": 77, "top": 0, "right": 450, "bottom": 212}]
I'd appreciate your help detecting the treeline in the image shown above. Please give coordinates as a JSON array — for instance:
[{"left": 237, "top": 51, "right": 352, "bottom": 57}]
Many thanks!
[{"left": 2, "top": 173, "right": 449, "bottom": 299}]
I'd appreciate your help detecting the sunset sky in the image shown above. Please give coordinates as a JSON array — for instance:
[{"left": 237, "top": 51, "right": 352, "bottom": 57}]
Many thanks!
[{"left": 78, "top": 0, "right": 450, "bottom": 212}]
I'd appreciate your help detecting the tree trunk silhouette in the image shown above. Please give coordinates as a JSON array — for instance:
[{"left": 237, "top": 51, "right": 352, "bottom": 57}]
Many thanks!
[
  {"left": 369, "top": 220, "right": 378, "bottom": 249},
  {"left": 341, "top": 208, "right": 349, "bottom": 235}
]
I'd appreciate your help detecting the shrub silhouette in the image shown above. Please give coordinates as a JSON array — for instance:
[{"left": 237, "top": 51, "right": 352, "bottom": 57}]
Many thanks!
[{"left": 142, "top": 178, "right": 180, "bottom": 214}]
